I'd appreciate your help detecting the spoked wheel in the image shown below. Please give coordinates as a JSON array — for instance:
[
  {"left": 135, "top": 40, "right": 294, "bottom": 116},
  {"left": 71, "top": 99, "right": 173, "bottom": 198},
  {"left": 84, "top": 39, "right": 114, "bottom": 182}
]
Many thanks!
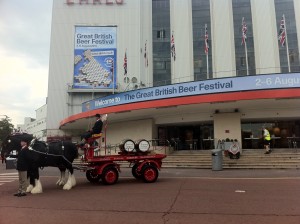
[
  {"left": 142, "top": 165, "right": 159, "bottom": 183},
  {"left": 132, "top": 163, "right": 142, "bottom": 179},
  {"left": 102, "top": 166, "right": 119, "bottom": 185},
  {"left": 86, "top": 169, "right": 101, "bottom": 183}
]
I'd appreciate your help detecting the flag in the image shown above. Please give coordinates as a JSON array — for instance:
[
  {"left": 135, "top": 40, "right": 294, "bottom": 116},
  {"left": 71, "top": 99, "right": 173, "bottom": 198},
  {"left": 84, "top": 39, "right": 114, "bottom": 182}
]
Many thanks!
[
  {"left": 123, "top": 50, "right": 127, "bottom": 76},
  {"left": 241, "top": 17, "right": 247, "bottom": 45},
  {"left": 204, "top": 24, "right": 209, "bottom": 54},
  {"left": 171, "top": 32, "right": 176, "bottom": 61},
  {"left": 278, "top": 15, "right": 286, "bottom": 47},
  {"left": 144, "top": 41, "right": 148, "bottom": 67}
]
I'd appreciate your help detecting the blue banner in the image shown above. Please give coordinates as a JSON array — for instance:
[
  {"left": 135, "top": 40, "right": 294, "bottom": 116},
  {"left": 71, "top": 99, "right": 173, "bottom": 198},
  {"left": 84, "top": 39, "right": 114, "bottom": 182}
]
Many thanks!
[{"left": 82, "top": 73, "right": 300, "bottom": 112}]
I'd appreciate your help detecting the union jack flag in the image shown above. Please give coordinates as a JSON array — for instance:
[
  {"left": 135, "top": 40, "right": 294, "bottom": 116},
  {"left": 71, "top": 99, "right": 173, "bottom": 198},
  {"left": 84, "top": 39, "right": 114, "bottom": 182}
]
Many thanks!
[
  {"left": 204, "top": 24, "right": 209, "bottom": 54},
  {"left": 123, "top": 50, "right": 127, "bottom": 76},
  {"left": 241, "top": 17, "right": 247, "bottom": 45},
  {"left": 278, "top": 15, "right": 286, "bottom": 47},
  {"left": 171, "top": 32, "right": 176, "bottom": 61}
]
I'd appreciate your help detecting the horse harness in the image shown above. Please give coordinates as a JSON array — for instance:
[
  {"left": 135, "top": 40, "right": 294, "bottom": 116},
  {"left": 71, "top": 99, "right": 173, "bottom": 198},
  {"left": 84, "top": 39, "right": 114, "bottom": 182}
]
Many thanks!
[{"left": 29, "top": 140, "right": 72, "bottom": 168}]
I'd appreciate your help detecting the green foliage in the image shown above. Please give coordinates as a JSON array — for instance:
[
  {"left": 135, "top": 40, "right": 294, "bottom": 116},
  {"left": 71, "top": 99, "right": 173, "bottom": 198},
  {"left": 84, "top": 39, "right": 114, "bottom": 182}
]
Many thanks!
[{"left": 0, "top": 116, "right": 14, "bottom": 144}]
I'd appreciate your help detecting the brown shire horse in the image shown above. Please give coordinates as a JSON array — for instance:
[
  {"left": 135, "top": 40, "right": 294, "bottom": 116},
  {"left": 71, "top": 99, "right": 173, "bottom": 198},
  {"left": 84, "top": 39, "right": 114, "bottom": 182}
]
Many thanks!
[{"left": 1, "top": 133, "right": 78, "bottom": 194}]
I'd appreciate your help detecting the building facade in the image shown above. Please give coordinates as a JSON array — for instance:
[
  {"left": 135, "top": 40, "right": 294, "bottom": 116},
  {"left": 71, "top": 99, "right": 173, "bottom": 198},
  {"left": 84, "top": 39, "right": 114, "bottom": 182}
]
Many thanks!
[
  {"left": 18, "top": 104, "right": 47, "bottom": 141},
  {"left": 47, "top": 0, "right": 300, "bottom": 150}
]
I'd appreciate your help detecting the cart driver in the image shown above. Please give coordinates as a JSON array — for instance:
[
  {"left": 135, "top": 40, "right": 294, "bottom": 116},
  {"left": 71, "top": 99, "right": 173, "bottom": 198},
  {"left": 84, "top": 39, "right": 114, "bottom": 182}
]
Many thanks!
[{"left": 80, "top": 114, "right": 103, "bottom": 145}]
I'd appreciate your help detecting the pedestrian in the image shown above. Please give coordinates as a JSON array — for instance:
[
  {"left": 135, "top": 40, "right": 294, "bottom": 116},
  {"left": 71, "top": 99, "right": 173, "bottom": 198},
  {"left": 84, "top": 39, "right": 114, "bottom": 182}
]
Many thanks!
[
  {"left": 80, "top": 114, "right": 103, "bottom": 145},
  {"left": 13, "top": 136, "right": 30, "bottom": 197},
  {"left": 262, "top": 127, "right": 271, "bottom": 154}
]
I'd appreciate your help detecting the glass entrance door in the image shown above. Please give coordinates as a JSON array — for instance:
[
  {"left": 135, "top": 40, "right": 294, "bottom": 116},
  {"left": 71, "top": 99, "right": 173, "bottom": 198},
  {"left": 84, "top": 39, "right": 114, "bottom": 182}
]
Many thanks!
[
  {"left": 241, "top": 120, "right": 300, "bottom": 149},
  {"left": 158, "top": 123, "right": 214, "bottom": 150}
]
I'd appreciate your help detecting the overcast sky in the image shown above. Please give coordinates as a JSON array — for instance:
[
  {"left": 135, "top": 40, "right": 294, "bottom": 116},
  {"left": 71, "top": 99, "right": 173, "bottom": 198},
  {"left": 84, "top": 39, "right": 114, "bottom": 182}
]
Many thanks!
[{"left": 0, "top": 0, "right": 52, "bottom": 126}]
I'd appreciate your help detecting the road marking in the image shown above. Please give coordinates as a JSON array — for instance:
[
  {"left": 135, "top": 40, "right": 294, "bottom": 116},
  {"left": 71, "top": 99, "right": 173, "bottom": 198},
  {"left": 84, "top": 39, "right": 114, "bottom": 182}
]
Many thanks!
[
  {"left": 235, "top": 190, "right": 246, "bottom": 193},
  {"left": 0, "top": 173, "right": 18, "bottom": 175},
  {"left": 0, "top": 173, "right": 18, "bottom": 186}
]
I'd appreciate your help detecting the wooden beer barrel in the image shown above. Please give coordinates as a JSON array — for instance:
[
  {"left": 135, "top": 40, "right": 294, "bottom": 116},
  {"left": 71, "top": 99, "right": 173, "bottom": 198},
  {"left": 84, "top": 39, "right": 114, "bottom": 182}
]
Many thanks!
[
  {"left": 135, "top": 139, "right": 150, "bottom": 152},
  {"left": 119, "top": 139, "right": 135, "bottom": 152}
]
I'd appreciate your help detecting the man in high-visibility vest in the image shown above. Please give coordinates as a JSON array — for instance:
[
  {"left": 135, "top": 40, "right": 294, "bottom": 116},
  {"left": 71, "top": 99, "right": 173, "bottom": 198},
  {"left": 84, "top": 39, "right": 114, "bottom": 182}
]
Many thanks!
[{"left": 263, "top": 127, "right": 271, "bottom": 154}]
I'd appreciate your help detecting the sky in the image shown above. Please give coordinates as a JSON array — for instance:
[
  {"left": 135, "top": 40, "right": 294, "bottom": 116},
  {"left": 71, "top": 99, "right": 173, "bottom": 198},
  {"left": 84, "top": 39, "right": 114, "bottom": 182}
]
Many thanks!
[{"left": 0, "top": 0, "right": 52, "bottom": 126}]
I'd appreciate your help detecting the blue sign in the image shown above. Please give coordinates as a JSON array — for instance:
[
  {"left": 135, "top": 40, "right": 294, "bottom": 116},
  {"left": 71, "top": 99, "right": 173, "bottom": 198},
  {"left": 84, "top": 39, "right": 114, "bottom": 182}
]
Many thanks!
[{"left": 82, "top": 73, "right": 300, "bottom": 112}]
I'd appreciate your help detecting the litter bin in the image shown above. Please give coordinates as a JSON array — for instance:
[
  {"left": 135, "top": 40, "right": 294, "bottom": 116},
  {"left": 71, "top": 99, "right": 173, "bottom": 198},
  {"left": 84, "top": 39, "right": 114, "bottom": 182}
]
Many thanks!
[{"left": 211, "top": 149, "right": 223, "bottom": 171}]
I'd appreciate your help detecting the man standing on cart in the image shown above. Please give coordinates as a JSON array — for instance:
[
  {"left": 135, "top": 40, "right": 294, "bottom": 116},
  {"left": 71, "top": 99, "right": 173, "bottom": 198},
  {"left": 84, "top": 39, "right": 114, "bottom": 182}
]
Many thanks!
[{"left": 80, "top": 114, "right": 103, "bottom": 145}]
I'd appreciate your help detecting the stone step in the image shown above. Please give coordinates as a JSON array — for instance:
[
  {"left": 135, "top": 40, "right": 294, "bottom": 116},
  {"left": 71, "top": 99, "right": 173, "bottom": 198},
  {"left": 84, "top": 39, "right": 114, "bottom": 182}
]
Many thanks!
[{"left": 73, "top": 149, "right": 300, "bottom": 169}]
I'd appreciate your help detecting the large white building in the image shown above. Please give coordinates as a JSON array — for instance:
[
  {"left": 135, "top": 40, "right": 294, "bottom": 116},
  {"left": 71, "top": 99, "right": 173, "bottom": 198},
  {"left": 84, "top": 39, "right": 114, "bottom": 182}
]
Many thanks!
[
  {"left": 17, "top": 104, "right": 47, "bottom": 141},
  {"left": 47, "top": 0, "right": 300, "bottom": 150}
]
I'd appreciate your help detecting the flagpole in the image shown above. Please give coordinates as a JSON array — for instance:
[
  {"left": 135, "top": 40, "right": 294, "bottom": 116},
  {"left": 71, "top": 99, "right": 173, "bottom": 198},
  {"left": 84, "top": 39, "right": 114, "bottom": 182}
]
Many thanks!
[
  {"left": 204, "top": 24, "right": 209, "bottom": 79},
  {"left": 244, "top": 40, "right": 249, "bottom": 75},
  {"left": 146, "top": 53, "right": 148, "bottom": 87},
  {"left": 112, "top": 59, "right": 115, "bottom": 94},
  {"left": 147, "top": 43, "right": 149, "bottom": 87},
  {"left": 283, "top": 14, "right": 291, "bottom": 72},
  {"left": 206, "top": 53, "right": 209, "bottom": 79},
  {"left": 171, "top": 31, "right": 174, "bottom": 83}
]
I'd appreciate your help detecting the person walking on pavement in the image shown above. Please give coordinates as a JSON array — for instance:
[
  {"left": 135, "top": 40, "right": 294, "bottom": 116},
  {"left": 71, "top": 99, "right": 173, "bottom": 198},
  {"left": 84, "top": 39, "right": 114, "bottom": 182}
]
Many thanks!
[
  {"left": 263, "top": 127, "right": 271, "bottom": 154},
  {"left": 13, "top": 136, "right": 31, "bottom": 197}
]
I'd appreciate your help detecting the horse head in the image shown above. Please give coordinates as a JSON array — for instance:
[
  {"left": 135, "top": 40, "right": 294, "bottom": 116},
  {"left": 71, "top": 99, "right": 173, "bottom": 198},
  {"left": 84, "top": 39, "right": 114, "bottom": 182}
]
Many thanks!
[{"left": 1, "top": 133, "right": 34, "bottom": 162}]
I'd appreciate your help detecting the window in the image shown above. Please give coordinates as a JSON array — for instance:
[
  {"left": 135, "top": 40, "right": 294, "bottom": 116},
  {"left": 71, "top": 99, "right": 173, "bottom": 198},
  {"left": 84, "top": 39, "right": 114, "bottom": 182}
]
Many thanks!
[{"left": 156, "top": 29, "right": 166, "bottom": 39}]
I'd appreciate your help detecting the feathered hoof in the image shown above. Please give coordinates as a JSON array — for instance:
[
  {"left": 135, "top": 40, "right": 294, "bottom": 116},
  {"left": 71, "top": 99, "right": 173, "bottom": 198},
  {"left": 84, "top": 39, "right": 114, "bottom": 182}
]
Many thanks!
[
  {"left": 63, "top": 183, "right": 72, "bottom": 190},
  {"left": 56, "top": 180, "right": 65, "bottom": 186},
  {"left": 26, "top": 184, "right": 34, "bottom": 193},
  {"left": 70, "top": 174, "right": 76, "bottom": 187},
  {"left": 31, "top": 180, "right": 43, "bottom": 194}
]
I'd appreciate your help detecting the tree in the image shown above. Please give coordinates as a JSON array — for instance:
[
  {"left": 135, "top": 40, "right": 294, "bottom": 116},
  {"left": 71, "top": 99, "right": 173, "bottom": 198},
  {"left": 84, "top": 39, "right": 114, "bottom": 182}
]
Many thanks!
[{"left": 0, "top": 116, "right": 14, "bottom": 145}]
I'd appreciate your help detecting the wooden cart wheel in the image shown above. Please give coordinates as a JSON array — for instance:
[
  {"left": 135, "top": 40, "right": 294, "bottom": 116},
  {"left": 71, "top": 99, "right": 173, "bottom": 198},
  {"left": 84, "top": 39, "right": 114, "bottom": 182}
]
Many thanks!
[
  {"left": 132, "top": 163, "right": 142, "bottom": 179},
  {"left": 102, "top": 166, "right": 119, "bottom": 185},
  {"left": 142, "top": 165, "right": 158, "bottom": 183},
  {"left": 86, "top": 169, "right": 101, "bottom": 183}
]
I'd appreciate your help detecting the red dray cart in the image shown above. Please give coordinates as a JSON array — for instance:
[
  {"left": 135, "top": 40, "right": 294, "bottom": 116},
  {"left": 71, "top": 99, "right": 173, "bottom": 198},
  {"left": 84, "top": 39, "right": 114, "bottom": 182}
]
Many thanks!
[{"left": 76, "top": 138, "right": 167, "bottom": 185}]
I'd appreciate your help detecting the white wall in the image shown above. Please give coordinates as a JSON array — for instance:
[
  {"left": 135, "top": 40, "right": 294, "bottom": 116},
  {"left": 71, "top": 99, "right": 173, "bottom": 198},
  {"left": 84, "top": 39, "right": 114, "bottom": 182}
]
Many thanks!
[
  {"left": 213, "top": 112, "right": 242, "bottom": 145},
  {"left": 210, "top": 0, "right": 236, "bottom": 78},
  {"left": 106, "top": 119, "right": 154, "bottom": 145},
  {"left": 140, "top": 0, "right": 153, "bottom": 87},
  {"left": 170, "top": 0, "right": 194, "bottom": 83},
  {"left": 251, "top": 0, "right": 281, "bottom": 74},
  {"left": 294, "top": 0, "right": 300, "bottom": 63}
]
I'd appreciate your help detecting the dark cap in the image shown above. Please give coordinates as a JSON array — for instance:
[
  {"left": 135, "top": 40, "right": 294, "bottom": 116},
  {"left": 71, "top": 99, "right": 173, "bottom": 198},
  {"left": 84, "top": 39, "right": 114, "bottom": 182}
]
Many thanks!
[
  {"left": 95, "top": 114, "right": 101, "bottom": 118},
  {"left": 20, "top": 136, "right": 31, "bottom": 144}
]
